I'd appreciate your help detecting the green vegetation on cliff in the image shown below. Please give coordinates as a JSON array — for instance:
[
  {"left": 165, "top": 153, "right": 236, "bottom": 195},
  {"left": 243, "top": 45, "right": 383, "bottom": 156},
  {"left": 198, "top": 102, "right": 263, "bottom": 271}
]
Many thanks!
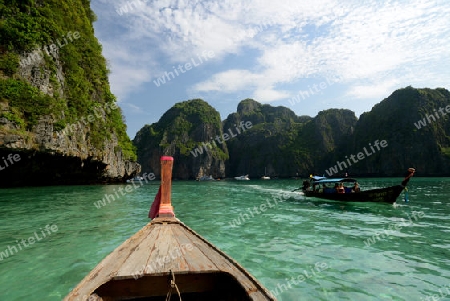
[
  {"left": 134, "top": 99, "right": 228, "bottom": 179},
  {"left": 137, "top": 99, "right": 225, "bottom": 157},
  {"left": 223, "top": 100, "right": 356, "bottom": 177},
  {"left": 344, "top": 86, "right": 450, "bottom": 175},
  {"left": 0, "top": 0, "right": 135, "bottom": 160},
  {"left": 133, "top": 87, "right": 450, "bottom": 178}
]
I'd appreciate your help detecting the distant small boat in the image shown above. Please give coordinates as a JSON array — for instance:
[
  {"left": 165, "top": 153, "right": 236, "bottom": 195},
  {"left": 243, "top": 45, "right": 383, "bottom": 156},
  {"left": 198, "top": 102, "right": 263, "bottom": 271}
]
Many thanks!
[
  {"left": 234, "top": 174, "right": 250, "bottom": 180},
  {"left": 64, "top": 157, "right": 275, "bottom": 300},
  {"left": 300, "top": 168, "right": 415, "bottom": 204},
  {"left": 261, "top": 167, "right": 270, "bottom": 180},
  {"left": 126, "top": 176, "right": 144, "bottom": 183},
  {"left": 196, "top": 175, "right": 215, "bottom": 181}
]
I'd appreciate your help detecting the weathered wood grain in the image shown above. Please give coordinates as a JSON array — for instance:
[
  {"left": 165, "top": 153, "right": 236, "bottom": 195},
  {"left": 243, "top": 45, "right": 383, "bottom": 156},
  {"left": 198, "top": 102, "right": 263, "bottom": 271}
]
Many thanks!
[{"left": 64, "top": 218, "right": 276, "bottom": 301}]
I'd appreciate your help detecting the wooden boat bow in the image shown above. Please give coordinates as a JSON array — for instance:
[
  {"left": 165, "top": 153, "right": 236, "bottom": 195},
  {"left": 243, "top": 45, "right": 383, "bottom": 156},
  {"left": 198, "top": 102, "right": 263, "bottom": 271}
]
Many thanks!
[
  {"left": 158, "top": 156, "right": 175, "bottom": 218},
  {"left": 64, "top": 156, "right": 276, "bottom": 301}
]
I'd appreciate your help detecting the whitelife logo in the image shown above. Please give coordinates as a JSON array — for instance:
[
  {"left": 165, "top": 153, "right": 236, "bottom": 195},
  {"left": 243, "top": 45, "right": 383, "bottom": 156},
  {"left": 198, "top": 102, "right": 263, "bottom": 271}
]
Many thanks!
[
  {"left": 364, "top": 211, "right": 425, "bottom": 247},
  {"left": 131, "top": 243, "right": 193, "bottom": 279},
  {"left": 325, "top": 140, "right": 388, "bottom": 176},
  {"left": 0, "top": 153, "right": 21, "bottom": 171},
  {"left": 116, "top": 0, "right": 147, "bottom": 16},
  {"left": 153, "top": 51, "right": 215, "bottom": 87},
  {"left": 94, "top": 173, "right": 156, "bottom": 209},
  {"left": 59, "top": 101, "right": 119, "bottom": 136},
  {"left": 288, "top": 77, "right": 338, "bottom": 107},
  {"left": 414, "top": 105, "right": 450, "bottom": 129},
  {"left": 0, "top": 224, "right": 58, "bottom": 261},
  {"left": 190, "top": 121, "right": 252, "bottom": 157},
  {"left": 270, "top": 262, "right": 329, "bottom": 297},
  {"left": 19, "top": 31, "right": 80, "bottom": 67}
]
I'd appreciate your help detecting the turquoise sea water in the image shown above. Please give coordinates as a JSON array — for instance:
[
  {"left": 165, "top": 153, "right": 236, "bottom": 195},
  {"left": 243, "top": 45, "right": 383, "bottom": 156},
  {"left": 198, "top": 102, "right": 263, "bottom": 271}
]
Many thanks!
[{"left": 0, "top": 178, "right": 449, "bottom": 301}]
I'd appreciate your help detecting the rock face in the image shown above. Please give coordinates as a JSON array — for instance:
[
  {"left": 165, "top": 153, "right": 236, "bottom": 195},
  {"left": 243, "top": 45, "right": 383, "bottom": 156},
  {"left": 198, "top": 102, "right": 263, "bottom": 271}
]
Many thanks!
[
  {"left": 223, "top": 99, "right": 356, "bottom": 177},
  {"left": 334, "top": 86, "right": 450, "bottom": 176},
  {"left": 133, "top": 99, "right": 227, "bottom": 179},
  {"left": 0, "top": 1, "right": 139, "bottom": 186},
  {"left": 134, "top": 98, "right": 357, "bottom": 179},
  {"left": 223, "top": 99, "right": 306, "bottom": 177},
  {"left": 0, "top": 102, "right": 139, "bottom": 186},
  {"left": 134, "top": 87, "right": 450, "bottom": 178}
]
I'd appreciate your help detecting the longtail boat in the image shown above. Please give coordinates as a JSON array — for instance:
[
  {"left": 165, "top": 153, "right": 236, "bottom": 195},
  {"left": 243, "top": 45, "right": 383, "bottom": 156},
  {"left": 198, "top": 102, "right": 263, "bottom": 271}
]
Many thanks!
[
  {"left": 64, "top": 156, "right": 276, "bottom": 301},
  {"left": 300, "top": 168, "right": 415, "bottom": 204}
]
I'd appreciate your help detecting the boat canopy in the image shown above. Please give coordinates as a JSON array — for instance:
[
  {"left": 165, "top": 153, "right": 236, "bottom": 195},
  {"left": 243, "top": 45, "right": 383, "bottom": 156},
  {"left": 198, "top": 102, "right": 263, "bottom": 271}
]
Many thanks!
[{"left": 311, "top": 177, "right": 357, "bottom": 184}]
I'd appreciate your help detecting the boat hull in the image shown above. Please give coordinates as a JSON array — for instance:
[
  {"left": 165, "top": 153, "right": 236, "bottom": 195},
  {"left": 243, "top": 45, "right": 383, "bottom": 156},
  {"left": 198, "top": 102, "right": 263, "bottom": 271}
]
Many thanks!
[
  {"left": 303, "top": 185, "right": 405, "bottom": 204},
  {"left": 92, "top": 272, "right": 258, "bottom": 300},
  {"left": 65, "top": 156, "right": 275, "bottom": 300},
  {"left": 64, "top": 218, "right": 275, "bottom": 301}
]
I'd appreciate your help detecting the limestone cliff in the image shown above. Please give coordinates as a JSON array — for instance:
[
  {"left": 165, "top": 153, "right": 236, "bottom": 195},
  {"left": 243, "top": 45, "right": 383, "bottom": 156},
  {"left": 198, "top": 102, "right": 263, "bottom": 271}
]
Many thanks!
[
  {"left": 334, "top": 87, "right": 450, "bottom": 176},
  {"left": 133, "top": 88, "right": 450, "bottom": 178},
  {"left": 223, "top": 99, "right": 356, "bottom": 177},
  {"left": 133, "top": 99, "right": 227, "bottom": 179},
  {"left": 0, "top": 1, "right": 139, "bottom": 186}
]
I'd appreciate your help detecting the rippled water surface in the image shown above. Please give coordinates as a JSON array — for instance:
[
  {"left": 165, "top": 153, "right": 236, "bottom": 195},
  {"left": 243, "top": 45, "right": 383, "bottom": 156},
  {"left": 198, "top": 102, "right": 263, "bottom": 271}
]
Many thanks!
[{"left": 0, "top": 178, "right": 449, "bottom": 300}]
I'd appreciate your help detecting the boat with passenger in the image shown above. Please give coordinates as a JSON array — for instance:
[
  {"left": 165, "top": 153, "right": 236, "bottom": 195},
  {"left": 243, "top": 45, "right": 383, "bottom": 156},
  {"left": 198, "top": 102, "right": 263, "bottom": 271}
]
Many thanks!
[
  {"left": 64, "top": 156, "right": 275, "bottom": 301},
  {"left": 300, "top": 168, "right": 415, "bottom": 204},
  {"left": 234, "top": 174, "right": 250, "bottom": 180}
]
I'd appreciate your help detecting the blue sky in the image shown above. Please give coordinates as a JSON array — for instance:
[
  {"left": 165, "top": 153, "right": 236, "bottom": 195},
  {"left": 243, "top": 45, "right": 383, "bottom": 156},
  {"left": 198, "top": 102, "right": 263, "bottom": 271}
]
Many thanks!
[{"left": 90, "top": 0, "right": 450, "bottom": 138}]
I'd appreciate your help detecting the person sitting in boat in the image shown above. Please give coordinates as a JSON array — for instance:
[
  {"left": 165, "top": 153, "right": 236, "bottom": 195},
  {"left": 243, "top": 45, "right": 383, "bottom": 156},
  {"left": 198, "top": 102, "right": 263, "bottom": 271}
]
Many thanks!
[
  {"left": 337, "top": 183, "right": 345, "bottom": 193},
  {"left": 351, "top": 182, "right": 360, "bottom": 193},
  {"left": 302, "top": 180, "right": 311, "bottom": 191},
  {"left": 333, "top": 183, "right": 339, "bottom": 193},
  {"left": 318, "top": 184, "right": 326, "bottom": 193}
]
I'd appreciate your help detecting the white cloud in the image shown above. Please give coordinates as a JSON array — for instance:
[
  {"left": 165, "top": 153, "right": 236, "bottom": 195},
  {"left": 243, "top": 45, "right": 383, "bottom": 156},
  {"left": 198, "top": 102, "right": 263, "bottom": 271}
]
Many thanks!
[
  {"left": 193, "top": 0, "right": 450, "bottom": 102},
  {"left": 194, "top": 69, "right": 262, "bottom": 93},
  {"left": 252, "top": 87, "right": 290, "bottom": 103},
  {"left": 124, "top": 103, "right": 150, "bottom": 115},
  {"left": 94, "top": 0, "right": 450, "bottom": 103},
  {"left": 347, "top": 80, "right": 400, "bottom": 100},
  {"left": 108, "top": 64, "right": 151, "bottom": 101}
]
